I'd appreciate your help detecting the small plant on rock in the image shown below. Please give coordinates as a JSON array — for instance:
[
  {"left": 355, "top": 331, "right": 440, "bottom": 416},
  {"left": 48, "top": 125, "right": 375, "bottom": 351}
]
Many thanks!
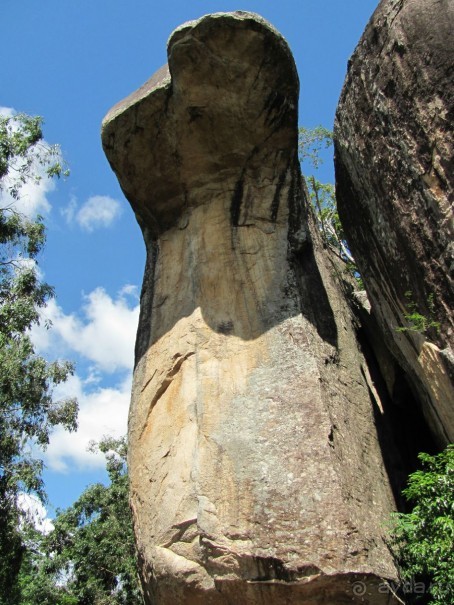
[{"left": 396, "top": 291, "right": 440, "bottom": 336}]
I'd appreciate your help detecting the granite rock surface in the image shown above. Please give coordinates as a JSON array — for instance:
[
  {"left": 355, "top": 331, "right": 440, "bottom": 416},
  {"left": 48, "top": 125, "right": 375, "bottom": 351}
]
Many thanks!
[
  {"left": 335, "top": 0, "right": 454, "bottom": 445},
  {"left": 103, "top": 11, "right": 399, "bottom": 604}
]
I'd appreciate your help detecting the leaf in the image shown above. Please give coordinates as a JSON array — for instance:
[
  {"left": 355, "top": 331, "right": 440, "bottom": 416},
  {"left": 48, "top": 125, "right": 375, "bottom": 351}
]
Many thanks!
[
  {"left": 389, "top": 445, "right": 454, "bottom": 605},
  {"left": 0, "top": 112, "right": 76, "bottom": 603}
]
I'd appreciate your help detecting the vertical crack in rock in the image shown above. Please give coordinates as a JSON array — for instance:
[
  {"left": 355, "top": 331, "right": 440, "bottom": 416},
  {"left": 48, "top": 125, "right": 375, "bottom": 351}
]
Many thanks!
[
  {"left": 334, "top": 0, "right": 454, "bottom": 445},
  {"left": 102, "top": 10, "right": 401, "bottom": 605},
  {"left": 269, "top": 160, "right": 290, "bottom": 224},
  {"left": 230, "top": 176, "right": 244, "bottom": 229}
]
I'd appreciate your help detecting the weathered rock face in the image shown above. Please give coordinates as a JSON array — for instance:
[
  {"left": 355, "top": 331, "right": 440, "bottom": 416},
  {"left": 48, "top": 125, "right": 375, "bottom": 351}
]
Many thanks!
[
  {"left": 334, "top": 0, "right": 454, "bottom": 446},
  {"left": 102, "top": 12, "right": 399, "bottom": 604}
]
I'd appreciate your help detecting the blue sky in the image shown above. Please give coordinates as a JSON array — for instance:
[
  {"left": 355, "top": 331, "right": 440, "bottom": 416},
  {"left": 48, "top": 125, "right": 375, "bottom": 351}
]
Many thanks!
[{"left": 1, "top": 0, "right": 379, "bottom": 514}]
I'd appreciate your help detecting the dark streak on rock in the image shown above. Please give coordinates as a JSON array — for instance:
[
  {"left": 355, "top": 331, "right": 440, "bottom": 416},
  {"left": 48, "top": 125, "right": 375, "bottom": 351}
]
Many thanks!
[
  {"left": 134, "top": 239, "right": 159, "bottom": 369},
  {"left": 264, "top": 91, "right": 287, "bottom": 129},
  {"left": 230, "top": 176, "right": 244, "bottom": 228},
  {"left": 187, "top": 106, "right": 205, "bottom": 122},
  {"left": 217, "top": 320, "right": 234, "bottom": 335},
  {"left": 270, "top": 166, "right": 287, "bottom": 223},
  {"left": 251, "top": 556, "right": 295, "bottom": 583}
]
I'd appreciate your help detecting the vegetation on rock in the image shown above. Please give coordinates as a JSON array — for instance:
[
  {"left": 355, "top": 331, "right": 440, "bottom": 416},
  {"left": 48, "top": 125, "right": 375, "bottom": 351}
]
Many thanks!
[
  {"left": 298, "top": 126, "right": 360, "bottom": 284},
  {"left": 395, "top": 291, "right": 441, "bottom": 337},
  {"left": 390, "top": 445, "right": 454, "bottom": 605}
]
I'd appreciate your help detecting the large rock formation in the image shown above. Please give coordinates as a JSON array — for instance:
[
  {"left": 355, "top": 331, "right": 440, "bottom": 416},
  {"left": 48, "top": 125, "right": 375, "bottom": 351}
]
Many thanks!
[
  {"left": 102, "top": 12, "right": 400, "bottom": 604},
  {"left": 335, "top": 0, "right": 454, "bottom": 445}
]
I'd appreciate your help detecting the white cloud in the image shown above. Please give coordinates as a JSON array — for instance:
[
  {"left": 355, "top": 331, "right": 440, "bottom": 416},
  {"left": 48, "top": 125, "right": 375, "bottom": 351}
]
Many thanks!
[
  {"left": 0, "top": 154, "right": 56, "bottom": 218},
  {"left": 0, "top": 106, "right": 14, "bottom": 119},
  {"left": 60, "top": 195, "right": 77, "bottom": 224},
  {"left": 33, "top": 286, "right": 139, "bottom": 373},
  {"left": 0, "top": 106, "right": 58, "bottom": 217},
  {"left": 7, "top": 170, "right": 55, "bottom": 217},
  {"left": 64, "top": 195, "right": 122, "bottom": 232},
  {"left": 18, "top": 493, "right": 54, "bottom": 534},
  {"left": 119, "top": 283, "right": 140, "bottom": 298},
  {"left": 29, "top": 285, "right": 139, "bottom": 471},
  {"left": 45, "top": 373, "right": 131, "bottom": 472}
]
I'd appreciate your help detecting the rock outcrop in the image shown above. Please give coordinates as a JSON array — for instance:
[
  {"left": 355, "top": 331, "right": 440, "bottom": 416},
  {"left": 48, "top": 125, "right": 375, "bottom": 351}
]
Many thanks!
[
  {"left": 102, "top": 12, "right": 400, "bottom": 604},
  {"left": 334, "top": 0, "right": 454, "bottom": 446}
]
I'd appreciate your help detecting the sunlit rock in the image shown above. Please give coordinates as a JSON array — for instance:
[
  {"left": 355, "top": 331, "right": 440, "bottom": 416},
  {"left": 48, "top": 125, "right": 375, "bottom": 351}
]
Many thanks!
[{"left": 103, "top": 11, "right": 399, "bottom": 604}]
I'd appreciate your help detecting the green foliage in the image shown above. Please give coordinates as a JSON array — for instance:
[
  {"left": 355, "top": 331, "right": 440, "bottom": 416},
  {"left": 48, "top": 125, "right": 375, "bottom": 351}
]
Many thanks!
[
  {"left": 18, "top": 438, "right": 143, "bottom": 605},
  {"left": 390, "top": 445, "right": 454, "bottom": 605},
  {"left": 298, "top": 126, "right": 359, "bottom": 281},
  {"left": 396, "top": 291, "right": 441, "bottom": 336},
  {"left": 0, "top": 113, "right": 69, "bottom": 200},
  {"left": 298, "top": 125, "right": 333, "bottom": 170},
  {"left": 16, "top": 519, "right": 78, "bottom": 605},
  {"left": 0, "top": 111, "right": 77, "bottom": 603}
]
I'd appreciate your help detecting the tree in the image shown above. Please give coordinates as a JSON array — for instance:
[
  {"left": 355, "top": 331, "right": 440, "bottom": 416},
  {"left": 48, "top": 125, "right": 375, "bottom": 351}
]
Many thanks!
[
  {"left": 0, "top": 111, "right": 77, "bottom": 603},
  {"left": 0, "top": 112, "right": 68, "bottom": 198},
  {"left": 390, "top": 445, "right": 454, "bottom": 605},
  {"left": 18, "top": 438, "right": 143, "bottom": 605},
  {"left": 298, "top": 126, "right": 356, "bottom": 270}
]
